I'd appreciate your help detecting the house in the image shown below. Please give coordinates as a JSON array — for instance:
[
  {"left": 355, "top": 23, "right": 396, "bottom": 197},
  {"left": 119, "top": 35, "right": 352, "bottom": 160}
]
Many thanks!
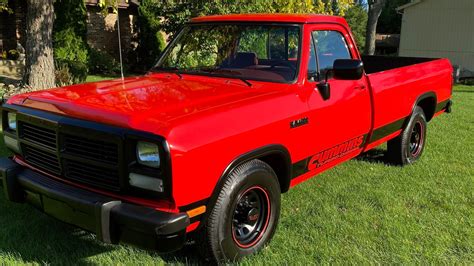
[
  {"left": 0, "top": 0, "right": 139, "bottom": 62},
  {"left": 84, "top": 0, "right": 139, "bottom": 62},
  {"left": 397, "top": 0, "right": 474, "bottom": 77}
]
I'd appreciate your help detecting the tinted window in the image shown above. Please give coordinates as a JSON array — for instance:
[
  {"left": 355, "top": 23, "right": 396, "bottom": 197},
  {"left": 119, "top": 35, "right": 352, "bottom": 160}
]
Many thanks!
[
  {"left": 312, "top": 31, "right": 351, "bottom": 73},
  {"left": 155, "top": 25, "right": 301, "bottom": 82},
  {"left": 238, "top": 27, "right": 268, "bottom": 59},
  {"left": 268, "top": 27, "right": 300, "bottom": 60}
]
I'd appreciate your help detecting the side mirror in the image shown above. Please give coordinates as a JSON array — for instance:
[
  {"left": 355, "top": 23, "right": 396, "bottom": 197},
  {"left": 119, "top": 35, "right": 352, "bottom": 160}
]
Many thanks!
[
  {"left": 333, "top": 59, "right": 364, "bottom": 80},
  {"left": 317, "top": 82, "right": 330, "bottom": 101}
]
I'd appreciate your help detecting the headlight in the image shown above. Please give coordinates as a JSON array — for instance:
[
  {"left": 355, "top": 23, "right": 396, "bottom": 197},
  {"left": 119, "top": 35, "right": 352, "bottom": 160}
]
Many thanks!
[
  {"left": 7, "top": 112, "right": 17, "bottom": 131},
  {"left": 136, "top": 141, "right": 160, "bottom": 168}
]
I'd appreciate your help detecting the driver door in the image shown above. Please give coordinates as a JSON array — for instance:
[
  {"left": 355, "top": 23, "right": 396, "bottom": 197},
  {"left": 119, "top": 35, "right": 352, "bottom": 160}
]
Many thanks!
[{"left": 302, "top": 24, "right": 372, "bottom": 173}]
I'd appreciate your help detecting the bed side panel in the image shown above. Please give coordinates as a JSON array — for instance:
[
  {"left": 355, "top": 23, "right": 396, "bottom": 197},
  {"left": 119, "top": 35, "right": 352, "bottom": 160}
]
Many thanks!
[{"left": 366, "top": 58, "right": 452, "bottom": 131}]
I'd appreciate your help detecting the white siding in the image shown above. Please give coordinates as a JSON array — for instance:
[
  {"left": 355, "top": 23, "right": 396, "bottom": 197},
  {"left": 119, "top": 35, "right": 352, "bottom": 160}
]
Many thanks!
[{"left": 399, "top": 0, "right": 474, "bottom": 74}]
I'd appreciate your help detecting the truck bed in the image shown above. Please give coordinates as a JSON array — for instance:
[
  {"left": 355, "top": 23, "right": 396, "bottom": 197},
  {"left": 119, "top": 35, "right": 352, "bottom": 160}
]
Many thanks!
[
  {"left": 362, "top": 55, "right": 439, "bottom": 74},
  {"left": 361, "top": 56, "right": 453, "bottom": 149}
]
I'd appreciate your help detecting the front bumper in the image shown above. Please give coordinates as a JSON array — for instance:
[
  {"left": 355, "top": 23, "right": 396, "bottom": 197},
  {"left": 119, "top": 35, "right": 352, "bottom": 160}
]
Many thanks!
[{"left": 0, "top": 158, "right": 189, "bottom": 253}]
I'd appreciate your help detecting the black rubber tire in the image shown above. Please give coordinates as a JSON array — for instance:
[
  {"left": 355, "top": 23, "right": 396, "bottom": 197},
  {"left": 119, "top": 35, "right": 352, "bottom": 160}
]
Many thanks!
[
  {"left": 387, "top": 106, "right": 427, "bottom": 165},
  {"left": 197, "top": 159, "right": 281, "bottom": 262}
]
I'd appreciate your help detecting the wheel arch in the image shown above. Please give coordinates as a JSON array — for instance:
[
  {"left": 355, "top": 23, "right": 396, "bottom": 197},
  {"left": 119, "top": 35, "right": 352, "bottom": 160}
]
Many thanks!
[
  {"left": 219, "top": 145, "right": 292, "bottom": 194},
  {"left": 414, "top": 91, "right": 437, "bottom": 121},
  {"left": 192, "top": 145, "right": 291, "bottom": 231}
]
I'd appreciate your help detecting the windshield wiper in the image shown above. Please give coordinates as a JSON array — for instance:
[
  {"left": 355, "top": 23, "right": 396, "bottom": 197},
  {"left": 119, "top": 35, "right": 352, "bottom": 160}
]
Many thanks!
[
  {"left": 192, "top": 68, "right": 253, "bottom": 87},
  {"left": 152, "top": 67, "right": 183, "bottom": 79},
  {"left": 238, "top": 78, "right": 252, "bottom": 87}
]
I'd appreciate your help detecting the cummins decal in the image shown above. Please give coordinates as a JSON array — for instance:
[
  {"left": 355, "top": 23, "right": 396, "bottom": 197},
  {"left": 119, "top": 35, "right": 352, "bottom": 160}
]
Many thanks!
[
  {"left": 307, "top": 135, "right": 365, "bottom": 171},
  {"left": 291, "top": 135, "right": 367, "bottom": 178}
]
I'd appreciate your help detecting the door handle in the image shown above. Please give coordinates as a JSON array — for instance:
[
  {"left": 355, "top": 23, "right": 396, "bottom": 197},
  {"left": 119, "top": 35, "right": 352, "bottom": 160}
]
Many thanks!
[{"left": 354, "top": 84, "right": 366, "bottom": 90}]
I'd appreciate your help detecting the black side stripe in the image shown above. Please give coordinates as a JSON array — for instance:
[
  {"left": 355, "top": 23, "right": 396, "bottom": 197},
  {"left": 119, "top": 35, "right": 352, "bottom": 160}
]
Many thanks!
[
  {"left": 435, "top": 99, "right": 451, "bottom": 113},
  {"left": 368, "top": 117, "right": 408, "bottom": 144},
  {"left": 291, "top": 134, "right": 368, "bottom": 179},
  {"left": 291, "top": 158, "right": 310, "bottom": 179},
  {"left": 370, "top": 99, "right": 451, "bottom": 143}
]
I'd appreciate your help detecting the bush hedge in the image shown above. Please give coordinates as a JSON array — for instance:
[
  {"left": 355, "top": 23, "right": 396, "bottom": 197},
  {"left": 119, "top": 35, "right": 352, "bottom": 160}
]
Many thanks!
[
  {"left": 137, "top": 0, "right": 167, "bottom": 70},
  {"left": 53, "top": 0, "right": 89, "bottom": 84},
  {"left": 88, "top": 49, "right": 122, "bottom": 75}
]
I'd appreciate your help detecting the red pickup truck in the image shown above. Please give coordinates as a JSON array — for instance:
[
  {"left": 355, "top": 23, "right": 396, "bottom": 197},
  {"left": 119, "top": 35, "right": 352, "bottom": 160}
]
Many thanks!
[{"left": 0, "top": 14, "right": 452, "bottom": 261}]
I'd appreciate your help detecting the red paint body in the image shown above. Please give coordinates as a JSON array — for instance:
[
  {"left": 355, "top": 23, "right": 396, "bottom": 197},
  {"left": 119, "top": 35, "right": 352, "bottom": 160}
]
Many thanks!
[{"left": 7, "top": 15, "right": 453, "bottom": 232}]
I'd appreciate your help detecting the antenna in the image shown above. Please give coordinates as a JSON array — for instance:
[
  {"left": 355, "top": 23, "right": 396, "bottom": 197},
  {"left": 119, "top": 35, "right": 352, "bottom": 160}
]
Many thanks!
[{"left": 116, "top": 2, "right": 125, "bottom": 81}]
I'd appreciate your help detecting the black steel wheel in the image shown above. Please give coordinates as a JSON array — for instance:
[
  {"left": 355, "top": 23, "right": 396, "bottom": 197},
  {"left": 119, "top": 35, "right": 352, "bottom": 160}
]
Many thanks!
[
  {"left": 387, "top": 106, "right": 427, "bottom": 165},
  {"left": 197, "top": 159, "right": 281, "bottom": 262},
  {"left": 231, "top": 186, "right": 271, "bottom": 248},
  {"left": 409, "top": 121, "right": 425, "bottom": 157}
]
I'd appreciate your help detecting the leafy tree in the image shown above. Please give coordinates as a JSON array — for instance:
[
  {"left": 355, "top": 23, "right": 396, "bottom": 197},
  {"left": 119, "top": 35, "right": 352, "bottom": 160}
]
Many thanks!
[
  {"left": 54, "top": 0, "right": 87, "bottom": 38},
  {"left": 0, "top": 0, "right": 10, "bottom": 13},
  {"left": 154, "top": 0, "right": 358, "bottom": 37},
  {"left": 377, "top": 0, "right": 410, "bottom": 34},
  {"left": 344, "top": 4, "right": 367, "bottom": 52},
  {"left": 364, "top": 0, "right": 387, "bottom": 55},
  {"left": 137, "top": 0, "right": 167, "bottom": 69},
  {"left": 23, "top": 0, "right": 55, "bottom": 90}
]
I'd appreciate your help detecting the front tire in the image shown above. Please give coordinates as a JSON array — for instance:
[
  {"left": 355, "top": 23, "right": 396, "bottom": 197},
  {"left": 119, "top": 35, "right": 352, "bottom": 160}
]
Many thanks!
[
  {"left": 387, "top": 106, "right": 427, "bottom": 165},
  {"left": 198, "top": 159, "right": 281, "bottom": 262}
]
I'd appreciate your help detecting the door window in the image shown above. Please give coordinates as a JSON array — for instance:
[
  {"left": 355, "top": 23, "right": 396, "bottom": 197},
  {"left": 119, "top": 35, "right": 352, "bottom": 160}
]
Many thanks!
[{"left": 312, "top": 31, "right": 351, "bottom": 75}]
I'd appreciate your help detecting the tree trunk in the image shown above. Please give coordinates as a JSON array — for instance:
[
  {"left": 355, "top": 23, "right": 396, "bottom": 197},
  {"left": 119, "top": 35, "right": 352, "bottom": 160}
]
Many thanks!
[
  {"left": 364, "top": 0, "right": 387, "bottom": 55},
  {"left": 23, "top": 0, "right": 55, "bottom": 90}
]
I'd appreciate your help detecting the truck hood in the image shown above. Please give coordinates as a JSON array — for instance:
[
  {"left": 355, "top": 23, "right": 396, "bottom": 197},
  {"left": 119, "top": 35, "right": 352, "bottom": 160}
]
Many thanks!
[{"left": 10, "top": 74, "right": 276, "bottom": 134}]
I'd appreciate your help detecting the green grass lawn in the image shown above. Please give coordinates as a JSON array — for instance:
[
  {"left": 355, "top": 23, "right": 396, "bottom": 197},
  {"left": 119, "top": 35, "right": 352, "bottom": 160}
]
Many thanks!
[
  {"left": 0, "top": 86, "right": 472, "bottom": 264},
  {"left": 85, "top": 75, "right": 119, "bottom": 83}
]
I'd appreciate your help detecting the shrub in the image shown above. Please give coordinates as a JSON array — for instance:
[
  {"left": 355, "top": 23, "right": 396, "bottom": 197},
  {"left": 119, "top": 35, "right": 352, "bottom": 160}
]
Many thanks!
[
  {"left": 55, "top": 60, "right": 88, "bottom": 86},
  {"left": 6, "top": 50, "right": 20, "bottom": 60},
  {"left": 53, "top": 0, "right": 89, "bottom": 84},
  {"left": 461, "top": 78, "right": 474, "bottom": 86},
  {"left": 54, "top": 28, "right": 89, "bottom": 65},
  {"left": 88, "top": 49, "right": 121, "bottom": 75},
  {"left": 54, "top": 0, "right": 87, "bottom": 37},
  {"left": 0, "top": 82, "right": 35, "bottom": 99},
  {"left": 137, "top": 0, "right": 167, "bottom": 70},
  {"left": 53, "top": 28, "right": 89, "bottom": 84},
  {"left": 55, "top": 63, "right": 73, "bottom": 87}
]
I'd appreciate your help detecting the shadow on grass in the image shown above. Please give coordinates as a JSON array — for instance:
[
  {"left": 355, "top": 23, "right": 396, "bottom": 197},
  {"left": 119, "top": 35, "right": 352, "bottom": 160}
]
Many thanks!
[
  {"left": 355, "top": 148, "right": 390, "bottom": 165},
  {"left": 0, "top": 192, "right": 208, "bottom": 264},
  {"left": 160, "top": 241, "right": 212, "bottom": 264},
  {"left": 453, "top": 89, "right": 474, "bottom": 93}
]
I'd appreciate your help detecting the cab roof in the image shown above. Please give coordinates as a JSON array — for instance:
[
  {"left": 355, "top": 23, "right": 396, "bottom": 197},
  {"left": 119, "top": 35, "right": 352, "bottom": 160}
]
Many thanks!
[{"left": 191, "top": 14, "right": 348, "bottom": 26}]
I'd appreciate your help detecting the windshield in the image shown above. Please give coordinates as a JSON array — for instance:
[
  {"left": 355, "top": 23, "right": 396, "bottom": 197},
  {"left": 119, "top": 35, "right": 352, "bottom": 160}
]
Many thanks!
[{"left": 154, "top": 24, "right": 301, "bottom": 83}]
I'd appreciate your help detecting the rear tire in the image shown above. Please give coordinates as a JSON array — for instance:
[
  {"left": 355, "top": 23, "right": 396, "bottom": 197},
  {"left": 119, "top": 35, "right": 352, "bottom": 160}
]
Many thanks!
[
  {"left": 387, "top": 106, "right": 427, "bottom": 165},
  {"left": 197, "top": 159, "right": 281, "bottom": 262}
]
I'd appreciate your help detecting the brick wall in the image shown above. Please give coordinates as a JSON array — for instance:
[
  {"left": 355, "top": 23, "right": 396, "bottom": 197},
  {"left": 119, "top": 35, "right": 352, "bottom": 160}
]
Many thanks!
[
  {"left": 0, "top": 0, "right": 26, "bottom": 52},
  {"left": 0, "top": 1, "right": 138, "bottom": 63},
  {"left": 86, "top": 6, "right": 139, "bottom": 63}
]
